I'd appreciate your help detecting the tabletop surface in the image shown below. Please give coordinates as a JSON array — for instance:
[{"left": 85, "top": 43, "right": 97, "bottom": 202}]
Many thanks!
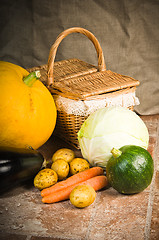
[{"left": 0, "top": 115, "right": 159, "bottom": 240}]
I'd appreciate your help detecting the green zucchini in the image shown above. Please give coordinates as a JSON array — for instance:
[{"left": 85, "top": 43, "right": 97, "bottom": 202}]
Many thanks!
[
  {"left": 0, "top": 147, "right": 44, "bottom": 194},
  {"left": 106, "top": 145, "right": 154, "bottom": 194}
]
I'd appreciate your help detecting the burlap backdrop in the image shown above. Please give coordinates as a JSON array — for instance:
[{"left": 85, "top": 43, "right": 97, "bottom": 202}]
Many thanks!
[{"left": 0, "top": 0, "right": 159, "bottom": 115}]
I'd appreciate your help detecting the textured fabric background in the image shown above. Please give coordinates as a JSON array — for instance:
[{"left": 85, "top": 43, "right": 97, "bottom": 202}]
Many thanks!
[{"left": 0, "top": 0, "right": 159, "bottom": 115}]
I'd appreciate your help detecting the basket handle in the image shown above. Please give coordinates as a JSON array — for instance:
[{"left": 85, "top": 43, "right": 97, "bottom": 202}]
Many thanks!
[{"left": 47, "top": 27, "right": 106, "bottom": 86}]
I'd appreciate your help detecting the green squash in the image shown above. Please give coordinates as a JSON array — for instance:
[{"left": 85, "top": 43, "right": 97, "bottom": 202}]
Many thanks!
[{"left": 106, "top": 145, "right": 154, "bottom": 194}]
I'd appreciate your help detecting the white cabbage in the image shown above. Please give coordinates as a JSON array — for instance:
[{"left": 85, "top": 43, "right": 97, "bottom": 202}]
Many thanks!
[{"left": 78, "top": 106, "right": 149, "bottom": 168}]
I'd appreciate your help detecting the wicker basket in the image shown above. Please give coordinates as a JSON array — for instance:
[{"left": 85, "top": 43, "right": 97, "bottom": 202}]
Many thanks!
[{"left": 28, "top": 27, "right": 140, "bottom": 148}]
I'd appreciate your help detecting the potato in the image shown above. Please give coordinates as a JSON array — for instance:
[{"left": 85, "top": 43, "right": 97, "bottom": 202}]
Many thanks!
[
  {"left": 70, "top": 185, "right": 96, "bottom": 208},
  {"left": 34, "top": 168, "right": 58, "bottom": 190},
  {"left": 52, "top": 148, "right": 75, "bottom": 163},
  {"left": 70, "top": 158, "right": 90, "bottom": 175},
  {"left": 51, "top": 159, "right": 69, "bottom": 180}
]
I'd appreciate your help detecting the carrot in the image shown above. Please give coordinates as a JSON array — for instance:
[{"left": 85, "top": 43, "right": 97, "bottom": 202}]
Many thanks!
[
  {"left": 41, "top": 166, "right": 104, "bottom": 197},
  {"left": 42, "top": 175, "right": 108, "bottom": 204}
]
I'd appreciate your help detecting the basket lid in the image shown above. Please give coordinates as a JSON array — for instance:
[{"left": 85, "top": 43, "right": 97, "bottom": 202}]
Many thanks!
[
  {"left": 50, "top": 63, "right": 140, "bottom": 100},
  {"left": 46, "top": 57, "right": 140, "bottom": 100}
]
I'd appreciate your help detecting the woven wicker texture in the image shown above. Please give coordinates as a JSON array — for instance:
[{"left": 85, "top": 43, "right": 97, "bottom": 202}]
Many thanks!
[
  {"left": 28, "top": 27, "right": 140, "bottom": 148},
  {"left": 28, "top": 58, "right": 98, "bottom": 88},
  {"left": 51, "top": 69, "right": 139, "bottom": 100}
]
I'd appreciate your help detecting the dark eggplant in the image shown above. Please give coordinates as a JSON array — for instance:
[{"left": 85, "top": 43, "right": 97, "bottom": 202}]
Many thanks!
[{"left": 0, "top": 147, "right": 44, "bottom": 194}]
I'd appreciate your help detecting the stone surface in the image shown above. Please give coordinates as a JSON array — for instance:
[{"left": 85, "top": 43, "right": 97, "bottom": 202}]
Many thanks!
[
  {"left": 150, "top": 169, "right": 159, "bottom": 240},
  {"left": 0, "top": 115, "right": 159, "bottom": 240}
]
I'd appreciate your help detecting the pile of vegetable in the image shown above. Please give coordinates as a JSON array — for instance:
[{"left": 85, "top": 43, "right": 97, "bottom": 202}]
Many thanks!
[
  {"left": 34, "top": 148, "right": 108, "bottom": 208},
  {"left": 33, "top": 142, "right": 154, "bottom": 208}
]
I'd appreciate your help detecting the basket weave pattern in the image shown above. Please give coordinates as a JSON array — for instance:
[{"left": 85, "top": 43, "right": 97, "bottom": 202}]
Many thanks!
[{"left": 28, "top": 27, "right": 140, "bottom": 148}]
